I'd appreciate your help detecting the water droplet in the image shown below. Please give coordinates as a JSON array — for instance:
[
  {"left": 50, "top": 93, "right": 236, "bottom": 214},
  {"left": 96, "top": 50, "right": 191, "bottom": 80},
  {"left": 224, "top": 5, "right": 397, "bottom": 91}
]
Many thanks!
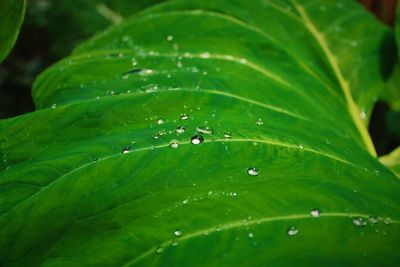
[
  {"left": 352, "top": 217, "right": 367, "bottom": 227},
  {"left": 191, "top": 135, "right": 204, "bottom": 145},
  {"left": 122, "top": 146, "right": 131, "bottom": 154},
  {"left": 310, "top": 208, "right": 321, "bottom": 217},
  {"left": 180, "top": 114, "right": 189, "bottom": 120},
  {"left": 173, "top": 229, "right": 183, "bottom": 237},
  {"left": 368, "top": 216, "right": 378, "bottom": 224},
  {"left": 200, "top": 52, "right": 210, "bottom": 59},
  {"left": 51, "top": 103, "right": 57, "bottom": 109},
  {"left": 287, "top": 226, "right": 298, "bottom": 236},
  {"left": 157, "top": 118, "right": 165, "bottom": 125},
  {"left": 131, "top": 58, "right": 137, "bottom": 66},
  {"left": 176, "top": 61, "right": 183, "bottom": 68},
  {"left": 223, "top": 131, "right": 232, "bottom": 139},
  {"left": 155, "top": 246, "right": 164, "bottom": 254},
  {"left": 255, "top": 118, "right": 263, "bottom": 125},
  {"left": 171, "top": 240, "right": 179, "bottom": 246},
  {"left": 299, "top": 144, "right": 304, "bottom": 149},
  {"left": 123, "top": 68, "right": 154, "bottom": 77},
  {"left": 247, "top": 167, "right": 259, "bottom": 176},
  {"left": 176, "top": 126, "right": 186, "bottom": 134},
  {"left": 383, "top": 217, "right": 392, "bottom": 225},
  {"left": 360, "top": 110, "right": 366, "bottom": 120},
  {"left": 166, "top": 35, "right": 173, "bottom": 41},
  {"left": 170, "top": 140, "right": 179, "bottom": 149},
  {"left": 196, "top": 125, "right": 214, "bottom": 135},
  {"left": 248, "top": 232, "right": 254, "bottom": 238}
]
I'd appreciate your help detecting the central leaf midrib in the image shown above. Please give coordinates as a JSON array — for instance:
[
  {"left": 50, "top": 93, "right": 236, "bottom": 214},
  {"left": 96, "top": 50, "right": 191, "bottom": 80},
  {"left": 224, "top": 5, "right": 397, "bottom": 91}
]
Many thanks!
[
  {"left": 2, "top": 138, "right": 360, "bottom": 216},
  {"left": 123, "top": 212, "right": 400, "bottom": 266}
]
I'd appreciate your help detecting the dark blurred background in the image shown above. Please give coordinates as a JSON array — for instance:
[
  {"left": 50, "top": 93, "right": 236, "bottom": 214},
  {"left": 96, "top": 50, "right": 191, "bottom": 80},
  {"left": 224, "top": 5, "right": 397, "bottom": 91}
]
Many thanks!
[{"left": 0, "top": 0, "right": 398, "bottom": 155}]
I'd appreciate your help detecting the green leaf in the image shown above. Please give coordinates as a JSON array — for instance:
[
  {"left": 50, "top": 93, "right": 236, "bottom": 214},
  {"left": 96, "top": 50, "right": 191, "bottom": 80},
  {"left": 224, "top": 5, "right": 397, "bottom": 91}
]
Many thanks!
[
  {"left": 1, "top": 0, "right": 399, "bottom": 266},
  {"left": 0, "top": 0, "right": 26, "bottom": 64},
  {"left": 380, "top": 147, "right": 400, "bottom": 178}
]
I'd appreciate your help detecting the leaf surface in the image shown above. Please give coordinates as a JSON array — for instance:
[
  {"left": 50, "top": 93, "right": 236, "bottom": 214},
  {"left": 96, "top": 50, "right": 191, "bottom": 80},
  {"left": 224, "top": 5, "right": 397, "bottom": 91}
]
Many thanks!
[{"left": 0, "top": 1, "right": 399, "bottom": 266}]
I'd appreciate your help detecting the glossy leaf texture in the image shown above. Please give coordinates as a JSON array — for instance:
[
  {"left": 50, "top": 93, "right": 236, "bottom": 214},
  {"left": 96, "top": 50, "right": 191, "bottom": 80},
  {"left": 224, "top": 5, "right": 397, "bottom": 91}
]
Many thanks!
[
  {"left": 0, "top": 0, "right": 26, "bottom": 63},
  {"left": 1, "top": 0, "right": 400, "bottom": 266}
]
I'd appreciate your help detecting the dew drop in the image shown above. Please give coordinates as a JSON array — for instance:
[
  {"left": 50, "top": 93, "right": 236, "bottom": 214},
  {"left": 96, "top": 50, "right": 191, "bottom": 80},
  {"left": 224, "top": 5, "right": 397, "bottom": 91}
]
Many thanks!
[
  {"left": 223, "top": 131, "right": 232, "bottom": 139},
  {"left": 155, "top": 246, "right": 164, "bottom": 254},
  {"left": 180, "top": 114, "right": 189, "bottom": 120},
  {"left": 191, "top": 135, "right": 204, "bottom": 145},
  {"left": 360, "top": 111, "right": 366, "bottom": 120},
  {"left": 122, "top": 146, "right": 131, "bottom": 154},
  {"left": 383, "top": 217, "right": 392, "bottom": 225},
  {"left": 157, "top": 118, "right": 165, "bottom": 125},
  {"left": 176, "top": 126, "right": 186, "bottom": 134},
  {"left": 247, "top": 167, "right": 259, "bottom": 176},
  {"left": 173, "top": 229, "right": 183, "bottom": 237},
  {"left": 287, "top": 226, "right": 298, "bottom": 236},
  {"left": 255, "top": 118, "right": 263, "bottom": 125},
  {"left": 299, "top": 144, "right": 304, "bottom": 149},
  {"left": 368, "top": 216, "right": 378, "bottom": 224},
  {"left": 352, "top": 217, "right": 367, "bottom": 227},
  {"left": 200, "top": 52, "right": 210, "bottom": 58},
  {"left": 131, "top": 58, "right": 137, "bottom": 66},
  {"left": 248, "top": 232, "right": 254, "bottom": 238},
  {"left": 310, "top": 208, "right": 321, "bottom": 217},
  {"left": 125, "top": 68, "right": 154, "bottom": 77},
  {"left": 51, "top": 103, "right": 57, "bottom": 109},
  {"left": 170, "top": 140, "right": 179, "bottom": 149},
  {"left": 171, "top": 240, "right": 179, "bottom": 246},
  {"left": 166, "top": 35, "right": 174, "bottom": 41},
  {"left": 196, "top": 125, "right": 214, "bottom": 135}
]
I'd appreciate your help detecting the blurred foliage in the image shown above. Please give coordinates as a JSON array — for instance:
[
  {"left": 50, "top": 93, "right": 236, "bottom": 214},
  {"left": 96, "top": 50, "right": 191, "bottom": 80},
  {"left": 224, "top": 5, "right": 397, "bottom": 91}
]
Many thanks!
[{"left": 0, "top": 0, "right": 165, "bottom": 118}]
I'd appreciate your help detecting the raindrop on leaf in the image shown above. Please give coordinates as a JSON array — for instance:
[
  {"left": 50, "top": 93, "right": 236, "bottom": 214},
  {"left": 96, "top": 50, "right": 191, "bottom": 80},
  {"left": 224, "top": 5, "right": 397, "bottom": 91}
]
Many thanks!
[{"left": 191, "top": 135, "right": 204, "bottom": 145}]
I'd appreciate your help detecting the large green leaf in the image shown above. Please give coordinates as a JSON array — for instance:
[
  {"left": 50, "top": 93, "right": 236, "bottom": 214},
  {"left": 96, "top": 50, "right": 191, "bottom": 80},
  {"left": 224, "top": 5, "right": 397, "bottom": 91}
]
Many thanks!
[
  {"left": 0, "top": 0, "right": 26, "bottom": 63},
  {"left": 1, "top": 0, "right": 399, "bottom": 266}
]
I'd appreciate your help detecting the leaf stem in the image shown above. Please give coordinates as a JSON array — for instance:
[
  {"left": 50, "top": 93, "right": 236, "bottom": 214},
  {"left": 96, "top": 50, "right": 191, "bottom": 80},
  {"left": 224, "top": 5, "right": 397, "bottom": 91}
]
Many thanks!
[{"left": 292, "top": 1, "right": 377, "bottom": 157}]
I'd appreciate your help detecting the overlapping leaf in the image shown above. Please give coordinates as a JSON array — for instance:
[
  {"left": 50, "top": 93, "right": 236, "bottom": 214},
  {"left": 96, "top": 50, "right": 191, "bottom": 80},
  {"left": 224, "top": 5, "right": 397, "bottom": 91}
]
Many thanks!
[
  {"left": 0, "top": 0, "right": 26, "bottom": 63},
  {"left": 0, "top": 0, "right": 399, "bottom": 266}
]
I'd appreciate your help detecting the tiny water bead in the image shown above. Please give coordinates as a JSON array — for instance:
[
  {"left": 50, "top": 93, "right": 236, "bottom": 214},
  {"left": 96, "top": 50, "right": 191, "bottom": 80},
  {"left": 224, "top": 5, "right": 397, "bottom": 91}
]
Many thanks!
[
  {"left": 157, "top": 118, "right": 165, "bottom": 125},
  {"left": 123, "top": 68, "right": 154, "bottom": 77},
  {"left": 191, "top": 135, "right": 204, "bottom": 145},
  {"left": 255, "top": 118, "right": 263, "bottom": 125},
  {"left": 247, "top": 167, "right": 259, "bottom": 176},
  {"left": 170, "top": 140, "right": 179, "bottom": 149},
  {"left": 383, "top": 217, "right": 392, "bottom": 225},
  {"left": 200, "top": 52, "right": 211, "bottom": 59},
  {"left": 180, "top": 114, "right": 189, "bottom": 120},
  {"left": 176, "top": 126, "right": 186, "bottom": 134},
  {"left": 174, "top": 229, "right": 183, "bottom": 237},
  {"left": 223, "top": 131, "right": 232, "bottom": 139},
  {"left": 51, "top": 103, "right": 57, "bottom": 109},
  {"left": 196, "top": 125, "right": 214, "bottom": 135},
  {"left": 352, "top": 217, "right": 367, "bottom": 227},
  {"left": 155, "top": 246, "right": 164, "bottom": 254},
  {"left": 287, "top": 226, "right": 298, "bottom": 236},
  {"left": 368, "top": 216, "right": 378, "bottom": 224},
  {"left": 310, "top": 208, "right": 321, "bottom": 217},
  {"left": 166, "top": 35, "right": 174, "bottom": 41},
  {"left": 248, "top": 232, "right": 254, "bottom": 238},
  {"left": 122, "top": 146, "right": 131, "bottom": 154}
]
